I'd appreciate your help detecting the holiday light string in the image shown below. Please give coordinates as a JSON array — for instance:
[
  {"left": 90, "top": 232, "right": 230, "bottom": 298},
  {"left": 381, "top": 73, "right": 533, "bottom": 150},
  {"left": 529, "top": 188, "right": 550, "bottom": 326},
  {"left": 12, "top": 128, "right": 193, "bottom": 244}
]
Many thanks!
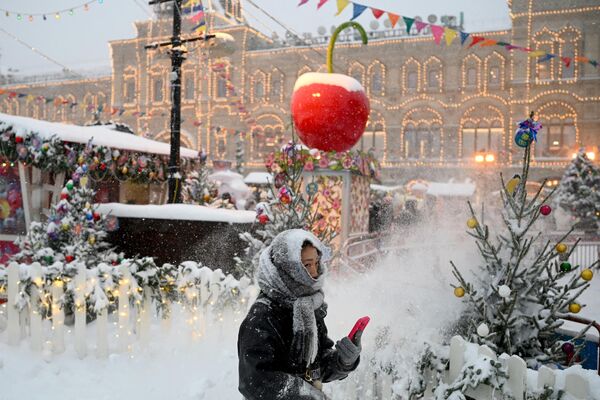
[
  {"left": 1, "top": 0, "right": 105, "bottom": 22},
  {"left": 301, "top": 0, "right": 598, "bottom": 68}
]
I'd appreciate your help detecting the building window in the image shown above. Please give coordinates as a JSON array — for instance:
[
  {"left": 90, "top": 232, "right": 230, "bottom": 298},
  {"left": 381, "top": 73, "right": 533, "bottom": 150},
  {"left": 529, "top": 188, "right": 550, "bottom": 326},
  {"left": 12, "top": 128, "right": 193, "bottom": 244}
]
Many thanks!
[
  {"left": 467, "top": 68, "right": 477, "bottom": 87},
  {"left": 488, "top": 66, "right": 500, "bottom": 86},
  {"left": 217, "top": 75, "right": 228, "bottom": 98},
  {"left": 403, "top": 123, "right": 441, "bottom": 159},
  {"left": 153, "top": 77, "right": 164, "bottom": 102},
  {"left": 462, "top": 123, "right": 503, "bottom": 158},
  {"left": 407, "top": 71, "right": 418, "bottom": 89},
  {"left": 184, "top": 75, "right": 195, "bottom": 101},
  {"left": 537, "top": 118, "right": 576, "bottom": 158},
  {"left": 253, "top": 126, "right": 284, "bottom": 158},
  {"left": 428, "top": 69, "right": 439, "bottom": 88},
  {"left": 356, "top": 121, "right": 385, "bottom": 159},
  {"left": 270, "top": 73, "right": 283, "bottom": 102},
  {"left": 371, "top": 72, "right": 382, "bottom": 95},
  {"left": 253, "top": 80, "right": 264, "bottom": 101},
  {"left": 124, "top": 80, "right": 136, "bottom": 103}
]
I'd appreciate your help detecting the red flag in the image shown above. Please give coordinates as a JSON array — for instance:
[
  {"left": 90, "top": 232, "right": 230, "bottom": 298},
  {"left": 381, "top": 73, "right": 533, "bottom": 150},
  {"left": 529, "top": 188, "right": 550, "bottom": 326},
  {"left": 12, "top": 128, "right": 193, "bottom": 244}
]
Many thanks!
[
  {"left": 371, "top": 8, "right": 384, "bottom": 19},
  {"left": 562, "top": 57, "right": 572, "bottom": 68},
  {"left": 468, "top": 36, "right": 485, "bottom": 48},
  {"left": 298, "top": 0, "right": 309, "bottom": 6},
  {"left": 317, "top": 0, "right": 328, "bottom": 8}
]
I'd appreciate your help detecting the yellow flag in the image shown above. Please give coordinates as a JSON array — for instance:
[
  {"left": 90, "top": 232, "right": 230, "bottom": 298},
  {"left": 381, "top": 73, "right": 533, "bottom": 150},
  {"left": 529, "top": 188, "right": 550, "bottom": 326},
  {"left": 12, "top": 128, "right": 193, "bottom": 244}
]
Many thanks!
[
  {"left": 336, "top": 0, "right": 349, "bottom": 15},
  {"left": 444, "top": 28, "right": 457, "bottom": 46},
  {"left": 528, "top": 50, "right": 546, "bottom": 58},
  {"left": 26, "top": 94, "right": 34, "bottom": 103}
]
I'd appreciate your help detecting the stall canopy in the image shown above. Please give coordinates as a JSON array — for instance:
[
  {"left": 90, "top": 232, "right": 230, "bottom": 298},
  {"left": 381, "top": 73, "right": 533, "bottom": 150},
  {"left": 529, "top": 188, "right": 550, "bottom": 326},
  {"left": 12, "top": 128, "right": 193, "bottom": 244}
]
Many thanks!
[
  {"left": 244, "top": 172, "right": 271, "bottom": 185},
  {"left": 0, "top": 113, "right": 198, "bottom": 158}
]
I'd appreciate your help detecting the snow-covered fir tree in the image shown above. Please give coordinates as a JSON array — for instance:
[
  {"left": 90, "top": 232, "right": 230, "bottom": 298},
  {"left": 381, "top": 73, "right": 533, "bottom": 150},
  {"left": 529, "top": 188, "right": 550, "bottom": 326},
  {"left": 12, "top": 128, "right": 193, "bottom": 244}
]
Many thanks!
[
  {"left": 182, "top": 152, "right": 217, "bottom": 205},
  {"left": 558, "top": 149, "right": 600, "bottom": 232},
  {"left": 233, "top": 142, "right": 336, "bottom": 279}
]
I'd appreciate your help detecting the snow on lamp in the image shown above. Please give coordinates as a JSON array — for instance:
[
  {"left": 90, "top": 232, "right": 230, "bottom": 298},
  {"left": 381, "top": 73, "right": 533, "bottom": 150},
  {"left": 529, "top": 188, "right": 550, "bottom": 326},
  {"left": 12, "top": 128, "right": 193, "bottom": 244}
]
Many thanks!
[{"left": 291, "top": 22, "right": 370, "bottom": 152}]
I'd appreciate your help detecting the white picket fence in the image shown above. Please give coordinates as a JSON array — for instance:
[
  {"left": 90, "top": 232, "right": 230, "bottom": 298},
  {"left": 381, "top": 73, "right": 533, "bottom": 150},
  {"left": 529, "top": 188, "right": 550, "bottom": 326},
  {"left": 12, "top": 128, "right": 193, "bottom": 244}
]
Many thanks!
[
  {"left": 334, "top": 335, "right": 599, "bottom": 400},
  {"left": 0, "top": 262, "right": 254, "bottom": 360}
]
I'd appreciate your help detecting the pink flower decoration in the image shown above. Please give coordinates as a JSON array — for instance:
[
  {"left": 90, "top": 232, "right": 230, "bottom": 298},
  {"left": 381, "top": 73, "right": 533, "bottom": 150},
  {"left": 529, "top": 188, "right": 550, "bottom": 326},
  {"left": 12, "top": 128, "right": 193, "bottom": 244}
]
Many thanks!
[
  {"left": 342, "top": 157, "right": 353, "bottom": 169},
  {"left": 318, "top": 156, "right": 329, "bottom": 169},
  {"left": 332, "top": 199, "right": 341, "bottom": 210},
  {"left": 304, "top": 162, "right": 315, "bottom": 172}
]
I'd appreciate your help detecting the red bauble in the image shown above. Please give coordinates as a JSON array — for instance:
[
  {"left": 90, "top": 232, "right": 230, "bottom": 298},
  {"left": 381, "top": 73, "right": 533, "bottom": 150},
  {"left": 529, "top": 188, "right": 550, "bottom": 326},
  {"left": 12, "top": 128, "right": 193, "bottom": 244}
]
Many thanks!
[
  {"left": 257, "top": 214, "right": 269, "bottom": 225},
  {"left": 60, "top": 193, "right": 69, "bottom": 200},
  {"left": 93, "top": 212, "right": 101, "bottom": 221},
  {"left": 15, "top": 136, "right": 24, "bottom": 144},
  {"left": 540, "top": 205, "right": 552, "bottom": 216},
  {"left": 65, "top": 255, "right": 74, "bottom": 263},
  {"left": 291, "top": 73, "right": 369, "bottom": 152},
  {"left": 111, "top": 260, "right": 119, "bottom": 266},
  {"left": 100, "top": 162, "right": 107, "bottom": 171}
]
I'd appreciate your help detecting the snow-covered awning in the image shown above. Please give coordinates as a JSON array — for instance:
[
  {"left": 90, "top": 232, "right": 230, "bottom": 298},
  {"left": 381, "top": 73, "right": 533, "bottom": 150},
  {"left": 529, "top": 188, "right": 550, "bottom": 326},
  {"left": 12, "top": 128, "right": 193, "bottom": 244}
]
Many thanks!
[
  {"left": 244, "top": 172, "right": 271, "bottom": 185},
  {"left": 426, "top": 182, "right": 476, "bottom": 197},
  {"left": 0, "top": 112, "right": 198, "bottom": 158},
  {"left": 96, "top": 203, "right": 256, "bottom": 224}
]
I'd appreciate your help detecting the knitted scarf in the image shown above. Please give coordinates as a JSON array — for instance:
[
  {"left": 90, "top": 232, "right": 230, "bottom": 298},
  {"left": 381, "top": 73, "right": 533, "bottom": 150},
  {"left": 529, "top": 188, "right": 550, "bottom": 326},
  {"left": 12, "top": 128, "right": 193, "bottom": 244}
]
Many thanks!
[{"left": 256, "top": 229, "right": 331, "bottom": 367}]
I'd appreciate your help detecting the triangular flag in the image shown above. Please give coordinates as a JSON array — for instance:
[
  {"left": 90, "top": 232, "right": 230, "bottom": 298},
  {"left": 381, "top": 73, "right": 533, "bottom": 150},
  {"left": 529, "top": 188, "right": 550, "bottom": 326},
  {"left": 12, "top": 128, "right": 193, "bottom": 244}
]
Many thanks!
[
  {"left": 351, "top": 3, "right": 367, "bottom": 20},
  {"left": 415, "top": 20, "right": 427, "bottom": 33},
  {"left": 190, "top": 11, "right": 204, "bottom": 23},
  {"left": 590, "top": 60, "right": 598, "bottom": 67},
  {"left": 537, "top": 54, "right": 555, "bottom": 63},
  {"left": 444, "top": 28, "right": 457, "bottom": 46},
  {"left": 496, "top": 41, "right": 510, "bottom": 46},
  {"left": 317, "top": 0, "right": 328, "bottom": 9},
  {"left": 528, "top": 50, "right": 546, "bottom": 58},
  {"left": 371, "top": 8, "right": 384, "bottom": 19},
  {"left": 403, "top": 16, "right": 414, "bottom": 34},
  {"left": 430, "top": 25, "right": 444, "bottom": 45},
  {"left": 459, "top": 31, "right": 469, "bottom": 45},
  {"left": 388, "top": 13, "right": 400, "bottom": 28},
  {"left": 575, "top": 56, "right": 589, "bottom": 63},
  {"left": 298, "top": 0, "right": 309, "bottom": 6},
  {"left": 505, "top": 44, "right": 520, "bottom": 50},
  {"left": 468, "top": 36, "right": 485, "bottom": 48},
  {"left": 480, "top": 39, "right": 497, "bottom": 47},
  {"left": 561, "top": 57, "right": 572, "bottom": 68},
  {"left": 335, "top": 0, "right": 349, "bottom": 15}
]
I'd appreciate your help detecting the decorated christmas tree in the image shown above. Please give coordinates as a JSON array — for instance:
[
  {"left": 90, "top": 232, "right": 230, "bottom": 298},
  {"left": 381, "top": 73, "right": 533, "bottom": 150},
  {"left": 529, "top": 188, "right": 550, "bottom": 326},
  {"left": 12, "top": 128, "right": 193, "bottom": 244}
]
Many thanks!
[
  {"left": 449, "top": 113, "right": 597, "bottom": 369},
  {"left": 233, "top": 141, "right": 337, "bottom": 279},
  {"left": 182, "top": 150, "right": 217, "bottom": 205},
  {"left": 557, "top": 149, "right": 600, "bottom": 232}
]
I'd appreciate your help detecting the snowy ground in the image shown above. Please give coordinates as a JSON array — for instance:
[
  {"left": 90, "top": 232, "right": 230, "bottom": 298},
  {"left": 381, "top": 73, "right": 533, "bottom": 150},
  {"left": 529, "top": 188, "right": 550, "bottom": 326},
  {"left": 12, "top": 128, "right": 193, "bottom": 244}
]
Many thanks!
[{"left": 1, "top": 217, "right": 598, "bottom": 400}]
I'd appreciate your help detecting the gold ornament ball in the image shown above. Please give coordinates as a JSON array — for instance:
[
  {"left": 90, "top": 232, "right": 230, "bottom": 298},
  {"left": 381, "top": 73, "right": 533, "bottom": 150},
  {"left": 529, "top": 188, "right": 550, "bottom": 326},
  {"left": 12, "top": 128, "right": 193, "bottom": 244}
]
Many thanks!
[
  {"left": 203, "top": 194, "right": 211, "bottom": 202},
  {"left": 454, "top": 287, "right": 465, "bottom": 297},
  {"left": 555, "top": 243, "right": 568, "bottom": 254},
  {"left": 88, "top": 236, "right": 96, "bottom": 245},
  {"left": 467, "top": 217, "right": 478, "bottom": 229},
  {"left": 568, "top": 303, "right": 581, "bottom": 313},
  {"left": 61, "top": 223, "right": 70, "bottom": 232},
  {"left": 121, "top": 166, "right": 128, "bottom": 175},
  {"left": 581, "top": 269, "right": 593, "bottom": 281}
]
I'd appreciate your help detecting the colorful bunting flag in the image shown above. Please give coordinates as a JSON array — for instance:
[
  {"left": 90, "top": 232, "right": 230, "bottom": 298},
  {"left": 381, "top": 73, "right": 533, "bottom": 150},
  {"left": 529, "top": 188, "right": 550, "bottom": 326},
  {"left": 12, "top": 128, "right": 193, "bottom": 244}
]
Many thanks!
[
  {"left": 444, "top": 28, "right": 457, "bottom": 46},
  {"left": 388, "top": 13, "right": 400, "bottom": 28},
  {"left": 351, "top": 3, "right": 368, "bottom": 20},
  {"left": 430, "top": 25, "right": 444, "bottom": 45},
  {"left": 528, "top": 50, "right": 546, "bottom": 58},
  {"left": 504, "top": 44, "right": 520, "bottom": 50},
  {"left": 561, "top": 57, "right": 572, "bottom": 68},
  {"left": 335, "top": 0, "right": 349, "bottom": 15},
  {"left": 537, "top": 54, "right": 555, "bottom": 63},
  {"left": 298, "top": 0, "right": 309, "bottom": 6},
  {"left": 317, "top": 0, "right": 328, "bottom": 9},
  {"left": 415, "top": 20, "right": 427, "bottom": 33},
  {"left": 459, "top": 31, "right": 470, "bottom": 45},
  {"left": 402, "top": 16, "right": 414, "bottom": 34},
  {"left": 468, "top": 36, "right": 485, "bottom": 48},
  {"left": 371, "top": 8, "right": 384, "bottom": 19},
  {"left": 480, "top": 39, "right": 497, "bottom": 47}
]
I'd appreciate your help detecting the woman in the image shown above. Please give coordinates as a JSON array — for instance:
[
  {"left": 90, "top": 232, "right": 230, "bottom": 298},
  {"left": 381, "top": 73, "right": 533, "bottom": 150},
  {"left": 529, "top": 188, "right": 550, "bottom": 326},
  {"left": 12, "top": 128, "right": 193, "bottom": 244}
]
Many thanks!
[{"left": 238, "top": 229, "right": 361, "bottom": 400}]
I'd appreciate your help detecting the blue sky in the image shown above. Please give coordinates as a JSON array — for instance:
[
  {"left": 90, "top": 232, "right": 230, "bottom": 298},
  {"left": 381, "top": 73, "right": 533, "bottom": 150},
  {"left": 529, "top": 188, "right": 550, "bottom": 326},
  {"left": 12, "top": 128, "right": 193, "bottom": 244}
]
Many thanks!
[{"left": 0, "top": 0, "right": 510, "bottom": 76}]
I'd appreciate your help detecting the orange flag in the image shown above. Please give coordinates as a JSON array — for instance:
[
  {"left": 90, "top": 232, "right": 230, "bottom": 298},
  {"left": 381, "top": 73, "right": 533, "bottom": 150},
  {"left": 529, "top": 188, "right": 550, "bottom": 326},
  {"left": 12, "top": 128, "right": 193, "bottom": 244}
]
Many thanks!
[{"left": 388, "top": 12, "right": 400, "bottom": 28}]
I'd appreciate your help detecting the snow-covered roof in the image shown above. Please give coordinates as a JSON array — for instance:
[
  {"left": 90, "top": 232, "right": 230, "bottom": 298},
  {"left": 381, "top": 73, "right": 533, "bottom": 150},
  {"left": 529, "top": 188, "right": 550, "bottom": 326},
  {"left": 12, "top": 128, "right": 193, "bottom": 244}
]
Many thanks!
[
  {"left": 0, "top": 113, "right": 198, "bottom": 158},
  {"left": 96, "top": 203, "right": 256, "bottom": 224},
  {"left": 244, "top": 172, "right": 271, "bottom": 185}
]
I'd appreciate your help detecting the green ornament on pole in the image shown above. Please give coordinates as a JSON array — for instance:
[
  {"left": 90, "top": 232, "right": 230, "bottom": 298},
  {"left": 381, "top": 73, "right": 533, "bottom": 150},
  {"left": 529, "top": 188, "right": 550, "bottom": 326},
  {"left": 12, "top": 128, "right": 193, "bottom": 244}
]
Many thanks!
[{"left": 66, "top": 181, "right": 74, "bottom": 191}]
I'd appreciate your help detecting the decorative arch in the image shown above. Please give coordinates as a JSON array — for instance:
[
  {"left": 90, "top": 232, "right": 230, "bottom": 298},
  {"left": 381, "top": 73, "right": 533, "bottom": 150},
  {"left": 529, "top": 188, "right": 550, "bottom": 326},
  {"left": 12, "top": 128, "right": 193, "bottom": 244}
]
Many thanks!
[
  {"left": 1, "top": 99, "right": 18, "bottom": 115},
  {"left": 83, "top": 93, "right": 95, "bottom": 121},
  {"left": 459, "top": 104, "right": 505, "bottom": 159},
  {"left": 269, "top": 68, "right": 285, "bottom": 103},
  {"left": 535, "top": 101, "right": 578, "bottom": 158},
  {"left": 53, "top": 96, "right": 64, "bottom": 122},
  {"left": 251, "top": 70, "right": 267, "bottom": 103},
  {"left": 251, "top": 113, "right": 285, "bottom": 161},
  {"left": 65, "top": 94, "right": 77, "bottom": 122},
  {"left": 461, "top": 54, "right": 481, "bottom": 91},
  {"left": 348, "top": 62, "right": 366, "bottom": 86},
  {"left": 402, "top": 58, "right": 421, "bottom": 94},
  {"left": 484, "top": 52, "right": 506, "bottom": 91},
  {"left": 423, "top": 56, "right": 443, "bottom": 93},
  {"left": 401, "top": 107, "right": 443, "bottom": 160},
  {"left": 154, "top": 130, "right": 194, "bottom": 149},
  {"left": 367, "top": 61, "right": 385, "bottom": 97}
]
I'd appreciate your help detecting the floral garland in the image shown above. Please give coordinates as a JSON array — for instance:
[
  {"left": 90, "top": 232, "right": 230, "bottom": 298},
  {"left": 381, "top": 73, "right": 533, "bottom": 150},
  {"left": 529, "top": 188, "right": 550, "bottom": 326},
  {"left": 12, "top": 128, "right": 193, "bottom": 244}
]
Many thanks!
[
  {"left": 265, "top": 143, "right": 381, "bottom": 181},
  {"left": 0, "top": 127, "right": 199, "bottom": 184}
]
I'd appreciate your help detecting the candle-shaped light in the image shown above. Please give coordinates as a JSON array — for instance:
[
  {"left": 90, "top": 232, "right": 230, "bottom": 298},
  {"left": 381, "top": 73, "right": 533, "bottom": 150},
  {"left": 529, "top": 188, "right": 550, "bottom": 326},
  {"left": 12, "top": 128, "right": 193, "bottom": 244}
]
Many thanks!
[
  {"left": 7, "top": 262, "right": 20, "bottom": 345},
  {"left": 29, "top": 263, "right": 43, "bottom": 352},
  {"left": 51, "top": 278, "right": 65, "bottom": 353},
  {"left": 74, "top": 263, "right": 87, "bottom": 359},
  {"left": 118, "top": 265, "right": 130, "bottom": 352}
]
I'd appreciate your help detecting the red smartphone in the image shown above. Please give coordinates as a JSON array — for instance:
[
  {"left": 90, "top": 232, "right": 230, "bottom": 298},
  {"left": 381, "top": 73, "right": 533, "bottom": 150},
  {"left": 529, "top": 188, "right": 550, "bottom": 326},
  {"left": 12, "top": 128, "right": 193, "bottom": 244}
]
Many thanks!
[{"left": 348, "top": 316, "right": 370, "bottom": 342}]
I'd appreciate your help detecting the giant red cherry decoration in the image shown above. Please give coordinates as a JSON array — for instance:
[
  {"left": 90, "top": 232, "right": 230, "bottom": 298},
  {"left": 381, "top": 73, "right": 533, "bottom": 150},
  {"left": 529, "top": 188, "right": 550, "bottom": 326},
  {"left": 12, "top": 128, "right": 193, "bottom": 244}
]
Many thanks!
[{"left": 291, "top": 22, "right": 369, "bottom": 152}]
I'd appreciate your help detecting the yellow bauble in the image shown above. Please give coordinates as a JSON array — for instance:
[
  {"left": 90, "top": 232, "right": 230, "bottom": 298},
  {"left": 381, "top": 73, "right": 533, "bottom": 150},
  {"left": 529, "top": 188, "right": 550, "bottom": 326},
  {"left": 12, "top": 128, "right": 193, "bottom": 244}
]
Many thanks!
[
  {"left": 581, "top": 269, "right": 593, "bottom": 281},
  {"left": 88, "top": 236, "right": 96, "bottom": 245},
  {"left": 78, "top": 156, "right": 85, "bottom": 165},
  {"left": 454, "top": 287, "right": 465, "bottom": 298},
  {"left": 467, "top": 217, "right": 478, "bottom": 229},
  {"left": 121, "top": 166, "right": 128, "bottom": 174},
  {"left": 555, "top": 243, "right": 568, "bottom": 254},
  {"left": 61, "top": 223, "right": 70, "bottom": 232},
  {"left": 203, "top": 194, "right": 211, "bottom": 202},
  {"left": 568, "top": 303, "right": 581, "bottom": 313}
]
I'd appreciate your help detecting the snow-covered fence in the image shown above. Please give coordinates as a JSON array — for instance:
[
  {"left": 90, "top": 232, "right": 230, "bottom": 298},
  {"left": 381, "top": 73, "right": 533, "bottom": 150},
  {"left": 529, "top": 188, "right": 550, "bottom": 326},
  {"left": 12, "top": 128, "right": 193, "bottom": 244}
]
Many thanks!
[{"left": 0, "top": 261, "right": 256, "bottom": 360}]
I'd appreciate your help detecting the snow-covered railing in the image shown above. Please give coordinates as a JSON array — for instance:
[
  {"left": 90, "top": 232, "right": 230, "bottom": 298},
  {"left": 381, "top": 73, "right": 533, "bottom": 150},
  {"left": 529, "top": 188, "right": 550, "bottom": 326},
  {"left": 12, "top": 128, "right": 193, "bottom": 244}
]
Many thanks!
[{"left": 0, "top": 261, "right": 256, "bottom": 360}]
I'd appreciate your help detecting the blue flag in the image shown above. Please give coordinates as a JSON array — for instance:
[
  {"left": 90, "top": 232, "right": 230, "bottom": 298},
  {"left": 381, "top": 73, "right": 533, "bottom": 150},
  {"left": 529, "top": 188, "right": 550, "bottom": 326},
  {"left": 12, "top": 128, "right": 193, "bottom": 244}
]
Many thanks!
[{"left": 351, "top": 3, "right": 368, "bottom": 20}]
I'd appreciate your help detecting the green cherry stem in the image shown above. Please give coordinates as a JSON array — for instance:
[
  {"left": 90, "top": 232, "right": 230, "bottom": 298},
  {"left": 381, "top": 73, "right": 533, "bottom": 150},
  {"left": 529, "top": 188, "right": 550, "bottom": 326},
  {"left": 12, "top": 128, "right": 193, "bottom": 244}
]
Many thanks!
[{"left": 327, "top": 21, "right": 368, "bottom": 74}]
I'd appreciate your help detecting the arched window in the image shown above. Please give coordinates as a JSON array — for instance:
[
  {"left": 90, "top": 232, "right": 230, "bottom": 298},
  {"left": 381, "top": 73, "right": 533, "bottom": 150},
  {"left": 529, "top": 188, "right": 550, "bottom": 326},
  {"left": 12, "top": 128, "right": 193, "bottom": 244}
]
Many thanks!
[
  {"left": 533, "top": 28, "right": 558, "bottom": 83},
  {"left": 83, "top": 93, "right": 95, "bottom": 120},
  {"left": 367, "top": 61, "right": 385, "bottom": 97},
  {"left": 213, "top": 127, "right": 228, "bottom": 159},
  {"left": 354, "top": 112, "right": 385, "bottom": 159},
  {"left": 269, "top": 69, "right": 284, "bottom": 103},
  {"left": 183, "top": 72, "right": 195, "bottom": 101},
  {"left": 460, "top": 105, "right": 504, "bottom": 159},
  {"left": 26, "top": 101, "right": 35, "bottom": 118},
  {"left": 536, "top": 103, "right": 577, "bottom": 158},
  {"left": 558, "top": 27, "right": 580, "bottom": 81},
  {"left": 150, "top": 70, "right": 165, "bottom": 103},
  {"left": 53, "top": 96, "right": 64, "bottom": 122},
  {"left": 252, "top": 116, "right": 285, "bottom": 160},
  {"left": 402, "top": 58, "right": 420, "bottom": 93},
  {"left": 252, "top": 71, "right": 266, "bottom": 103},
  {"left": 36, "top": 100, "right": 46, "bottom": 120},
  {"left": 402, "top": 108, "right": 443, "bottom": 160},
  {"left": 65, "top": 95, "right": 77, "bottom": 122},
  {"left": 97, "top": 92, "right": 107, "bottom": 112},
  {"left": 462, "top": 55, "right": 481, "bottom": 90},
  {"left": 424, "top": 57, "right": 442, "bottom": 93},
  {"left": 123, "top": 67, "right": 136, "bottom": 104},
  {"left": 484, "top": 52, "right": 505, "bottom": 90},
  {"left": 348, "top": 62, "right": 365, "bottom": 86}
]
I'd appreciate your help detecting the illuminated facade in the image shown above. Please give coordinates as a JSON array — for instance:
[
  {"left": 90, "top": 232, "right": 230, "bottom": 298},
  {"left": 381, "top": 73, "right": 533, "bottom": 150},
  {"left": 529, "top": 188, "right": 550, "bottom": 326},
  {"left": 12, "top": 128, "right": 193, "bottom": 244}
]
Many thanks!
[{"left": 1, "top": 0, "right": 599, "bottom": 183}]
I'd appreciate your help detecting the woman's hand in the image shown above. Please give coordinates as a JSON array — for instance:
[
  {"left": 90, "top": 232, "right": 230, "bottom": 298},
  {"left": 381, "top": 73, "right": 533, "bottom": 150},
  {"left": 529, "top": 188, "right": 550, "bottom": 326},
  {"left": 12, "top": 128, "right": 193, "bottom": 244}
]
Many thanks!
[{"left": 335, "top": 331, "right": 361, "bottom": 367}]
